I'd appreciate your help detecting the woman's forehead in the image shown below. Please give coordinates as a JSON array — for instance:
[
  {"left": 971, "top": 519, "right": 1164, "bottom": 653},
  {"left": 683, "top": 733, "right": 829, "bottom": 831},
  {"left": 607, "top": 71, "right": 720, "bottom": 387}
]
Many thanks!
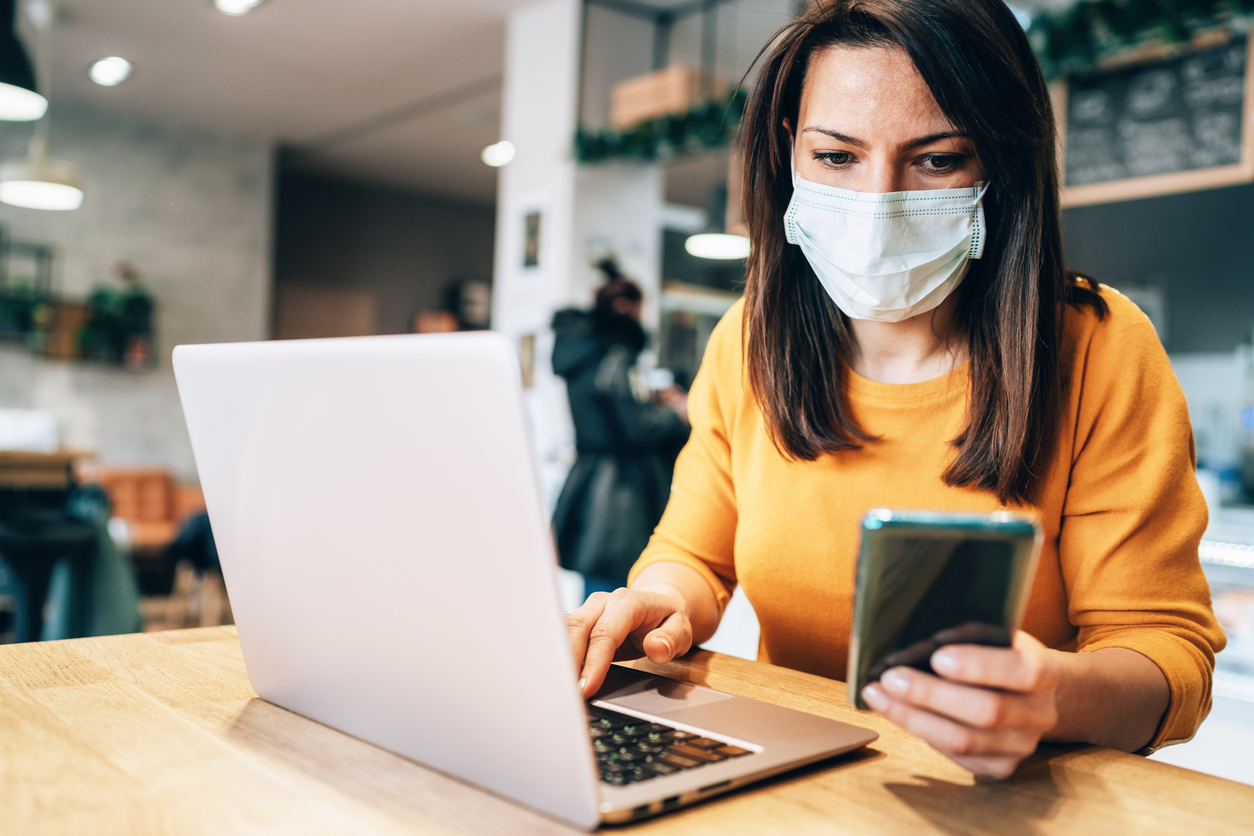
[{"left": 799, "top": 45, "right": 957, "bottom": 140}]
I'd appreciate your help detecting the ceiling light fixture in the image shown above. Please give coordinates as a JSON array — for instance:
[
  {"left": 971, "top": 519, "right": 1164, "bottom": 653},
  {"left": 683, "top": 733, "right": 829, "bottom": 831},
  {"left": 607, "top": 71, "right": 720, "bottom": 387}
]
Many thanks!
[
  {"left": 0, "top": 0, "right": 47, "bottom": 120},
  {"left": 0, "top": 1, "right": 84, "bottom": 211},
  {"left": 0, "top": 137, "right": 82, "bottom": 210},
  {"left": 89, "top": 56, "right": 131, "bottom": 87},
  {"left": 481, "top": 140, "right": 515, "bottom": 167},
  {"left": 684, "top": 232, "right": 751, "bottom": 260},
  {"left": 213, "top": 0, "right": 267, "bottom": 16}
]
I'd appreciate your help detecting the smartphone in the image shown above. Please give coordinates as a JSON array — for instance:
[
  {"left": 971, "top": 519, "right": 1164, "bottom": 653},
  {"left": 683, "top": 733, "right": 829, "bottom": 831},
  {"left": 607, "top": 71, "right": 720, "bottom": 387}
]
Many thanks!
[{"left": 847, "top": 509, "right": 1043, "bottom": 710}]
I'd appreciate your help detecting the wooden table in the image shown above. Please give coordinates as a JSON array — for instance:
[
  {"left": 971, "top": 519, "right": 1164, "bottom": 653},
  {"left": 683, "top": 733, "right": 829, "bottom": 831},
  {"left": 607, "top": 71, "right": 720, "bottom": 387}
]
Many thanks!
[{"left": 2, "top": 627, "right": 1252, "bottom": 835}]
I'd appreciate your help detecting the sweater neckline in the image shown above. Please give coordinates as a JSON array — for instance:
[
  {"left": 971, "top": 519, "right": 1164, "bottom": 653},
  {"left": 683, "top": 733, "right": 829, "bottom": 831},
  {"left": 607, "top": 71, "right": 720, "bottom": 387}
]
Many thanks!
[{"left": 844, "top": 362, "right": 969, "bottom": 404}]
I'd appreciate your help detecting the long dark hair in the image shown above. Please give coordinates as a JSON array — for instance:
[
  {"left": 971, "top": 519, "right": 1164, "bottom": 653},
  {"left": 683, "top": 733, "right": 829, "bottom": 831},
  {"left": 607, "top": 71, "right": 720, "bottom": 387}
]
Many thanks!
[{"left": 740, "top": 0, "right": 1105, "bottom": 505}]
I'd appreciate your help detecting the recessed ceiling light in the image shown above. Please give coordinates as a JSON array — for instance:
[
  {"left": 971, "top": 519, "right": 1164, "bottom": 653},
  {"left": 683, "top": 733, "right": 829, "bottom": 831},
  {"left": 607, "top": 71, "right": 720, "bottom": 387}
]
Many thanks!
[
  {"left": 213, "top": 0, "right": 267, "bottom": 16},
  {"left": 89, "top": 57, "right": 132, "bottom": 87},
  {"left": 481, "top": 140, "right": 515, "bottom": 167}
]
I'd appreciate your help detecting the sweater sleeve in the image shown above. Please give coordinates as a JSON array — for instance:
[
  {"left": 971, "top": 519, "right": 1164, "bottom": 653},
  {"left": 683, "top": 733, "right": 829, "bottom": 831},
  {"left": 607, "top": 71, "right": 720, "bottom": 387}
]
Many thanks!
[
  {"left": 627, "top": 303, "right": 743, "bottom": 615},
  {"left": 1059, "top": 289, "right": 1226, "bottom": 750}
]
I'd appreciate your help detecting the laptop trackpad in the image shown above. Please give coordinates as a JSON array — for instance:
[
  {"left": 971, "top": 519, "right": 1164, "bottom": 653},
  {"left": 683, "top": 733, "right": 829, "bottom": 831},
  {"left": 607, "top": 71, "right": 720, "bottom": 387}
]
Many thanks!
[{"left": 595, "top": 666, "right": 733, "bottom": 717}]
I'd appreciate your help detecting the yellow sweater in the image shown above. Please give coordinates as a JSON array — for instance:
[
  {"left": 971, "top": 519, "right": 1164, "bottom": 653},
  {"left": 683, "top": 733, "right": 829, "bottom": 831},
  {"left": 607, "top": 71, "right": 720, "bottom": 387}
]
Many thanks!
[{"left": 630, "top": 287, "right": 1224, "bottom": 748}]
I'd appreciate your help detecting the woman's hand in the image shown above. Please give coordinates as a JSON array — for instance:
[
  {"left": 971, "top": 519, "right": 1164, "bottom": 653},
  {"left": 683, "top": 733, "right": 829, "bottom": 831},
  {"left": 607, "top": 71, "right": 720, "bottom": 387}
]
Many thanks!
[
  {"left": 565, "top": 588, "right": 693, "bottom": 699},
  {"left": 860, "top": 631, "right": 1061, "bottom": 779}
]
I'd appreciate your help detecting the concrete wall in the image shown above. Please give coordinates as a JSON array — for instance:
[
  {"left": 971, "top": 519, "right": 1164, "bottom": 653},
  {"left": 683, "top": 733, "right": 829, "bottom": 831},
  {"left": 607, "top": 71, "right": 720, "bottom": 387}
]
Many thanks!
[
  {"left": 0, "top": 101, "right": 273, "bottom": 481},
  {"left": 274, "top": 169, "right": 496, "bottom": 337}
]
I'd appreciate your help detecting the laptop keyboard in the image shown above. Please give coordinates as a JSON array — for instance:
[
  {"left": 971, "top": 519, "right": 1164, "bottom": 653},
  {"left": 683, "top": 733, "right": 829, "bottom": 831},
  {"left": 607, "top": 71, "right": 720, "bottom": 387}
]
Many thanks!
[{"left": 588, "top": 705, "right": 753, "bottom": 786}]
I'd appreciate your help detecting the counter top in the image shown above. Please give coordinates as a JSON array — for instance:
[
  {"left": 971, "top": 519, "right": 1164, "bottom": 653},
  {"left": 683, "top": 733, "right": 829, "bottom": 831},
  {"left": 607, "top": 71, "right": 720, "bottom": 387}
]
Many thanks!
[{"left": 2, "top": 626, "right": 1251, "bottom": 834}]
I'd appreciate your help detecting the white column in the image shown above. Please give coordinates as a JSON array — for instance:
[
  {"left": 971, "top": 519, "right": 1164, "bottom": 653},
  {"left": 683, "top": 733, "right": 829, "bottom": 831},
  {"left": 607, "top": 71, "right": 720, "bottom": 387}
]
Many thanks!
[
  {"left": 493, "top": 0, "right": 664, "bottom": 509},
  {"left": 492, "top": 0, "right": 583, "bottom": 509}
]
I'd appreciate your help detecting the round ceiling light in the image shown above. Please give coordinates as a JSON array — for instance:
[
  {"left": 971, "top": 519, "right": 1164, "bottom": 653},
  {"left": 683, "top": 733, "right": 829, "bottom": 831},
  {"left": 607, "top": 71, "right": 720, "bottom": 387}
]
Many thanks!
[
  {"left": 684, "top": 233, "right": 750, "bottom": 260},
  {"left": 213, "top": 0, "right": 267, "bottom": 16},
  {"left": 480, "top": 140, "right": 515, "bottom": 168},
  {"left": 89, "top": 56, "right": 132, "bottom": 87}
]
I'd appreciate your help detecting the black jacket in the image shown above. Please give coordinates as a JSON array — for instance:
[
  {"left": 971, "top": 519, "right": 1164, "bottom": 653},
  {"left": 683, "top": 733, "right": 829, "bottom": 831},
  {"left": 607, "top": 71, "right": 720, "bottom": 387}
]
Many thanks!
[{"left": 550, "top": 308, "right": 689, "bottom": 583}]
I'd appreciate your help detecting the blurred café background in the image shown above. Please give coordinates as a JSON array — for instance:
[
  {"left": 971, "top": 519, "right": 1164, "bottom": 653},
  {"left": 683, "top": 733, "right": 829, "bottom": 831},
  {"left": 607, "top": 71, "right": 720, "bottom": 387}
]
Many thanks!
[{"left": 0, "top": 0, "right": 1252, "bottom": 783}]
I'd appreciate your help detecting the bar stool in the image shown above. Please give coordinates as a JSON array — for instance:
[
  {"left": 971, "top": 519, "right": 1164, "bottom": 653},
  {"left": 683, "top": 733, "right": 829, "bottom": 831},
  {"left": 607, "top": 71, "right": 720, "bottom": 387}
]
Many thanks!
[{"left": 0, "top": 508, "right": 96, "bottom": 642}]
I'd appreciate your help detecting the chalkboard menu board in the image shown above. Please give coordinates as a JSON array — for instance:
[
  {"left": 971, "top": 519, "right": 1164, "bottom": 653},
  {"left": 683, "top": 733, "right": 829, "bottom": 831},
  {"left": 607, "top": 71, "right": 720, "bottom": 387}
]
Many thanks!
[{"left": 1059, "top": 36, "right": 1254, "bottom": 206}]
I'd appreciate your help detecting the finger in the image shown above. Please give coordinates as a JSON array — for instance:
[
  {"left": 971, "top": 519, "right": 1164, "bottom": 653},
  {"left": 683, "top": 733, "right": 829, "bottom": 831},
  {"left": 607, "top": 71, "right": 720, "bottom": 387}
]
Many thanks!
[
  {"left": 862, "top": 684, "right": 1039, "bottom": 761},
  {"left": 578, "top": 591, "right": 680, "bottom": 697},
  {"left": 948, "top": 754, "right": 1025, "bottom": 780},
  {"left": 929, "top": 642, "right": 1054, "bottom": 694},
  {"left": 636, "top": 611, "right": 692, "bottom": 664},
  {"left": 566, "top": 593, "right": 610, "bottom": 675},
  {"left": 877, "top": 667, "right": 1051, "bottom": 733}
]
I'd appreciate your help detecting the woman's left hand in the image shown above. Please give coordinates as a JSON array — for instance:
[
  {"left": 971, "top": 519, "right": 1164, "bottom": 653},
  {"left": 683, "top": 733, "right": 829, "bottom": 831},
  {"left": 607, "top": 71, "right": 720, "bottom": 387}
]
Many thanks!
[{"left": 861, "top": 631, "right": 1061, "bottom": 779}]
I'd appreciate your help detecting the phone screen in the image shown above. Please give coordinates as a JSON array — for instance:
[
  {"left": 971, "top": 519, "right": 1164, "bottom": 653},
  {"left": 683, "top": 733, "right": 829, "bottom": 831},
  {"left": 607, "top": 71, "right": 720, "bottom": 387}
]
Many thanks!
[{"left": 848, "top": 512, "right": 1040, "bottom": 709}]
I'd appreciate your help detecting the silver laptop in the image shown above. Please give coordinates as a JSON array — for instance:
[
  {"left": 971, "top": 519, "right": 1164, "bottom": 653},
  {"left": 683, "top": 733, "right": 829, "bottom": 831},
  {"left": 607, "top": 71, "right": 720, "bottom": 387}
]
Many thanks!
[{"left": 172, "top": 331, "right": 876, "bottom": 829}]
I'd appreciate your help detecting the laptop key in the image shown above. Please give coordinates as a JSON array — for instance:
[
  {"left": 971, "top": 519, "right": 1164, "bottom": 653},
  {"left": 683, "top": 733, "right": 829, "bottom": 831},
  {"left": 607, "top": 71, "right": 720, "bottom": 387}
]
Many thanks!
[
  {"left": 659, "top": 752, "right": 702, "bottom": 769},
  {"left": 688, "top": 737, "right": 724, "bottom": 750},
  {"left": 643, "top": 761, "right": 680, "bottom": 776},
  {"left": 665, "top": 730, "right": 699, "bottom": 741},
  {"left": 716, "top": 745, "right": 752, "bottom": 757},
  {"left": 668, "top": 743, "right": 727, "bottom": 762}
]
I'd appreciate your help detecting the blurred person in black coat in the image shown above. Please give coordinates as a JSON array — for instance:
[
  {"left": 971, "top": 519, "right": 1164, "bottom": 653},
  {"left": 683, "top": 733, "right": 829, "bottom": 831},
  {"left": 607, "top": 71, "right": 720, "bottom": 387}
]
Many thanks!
[{"left": 551, "top": 260, "right": 690, "bottom": 595}]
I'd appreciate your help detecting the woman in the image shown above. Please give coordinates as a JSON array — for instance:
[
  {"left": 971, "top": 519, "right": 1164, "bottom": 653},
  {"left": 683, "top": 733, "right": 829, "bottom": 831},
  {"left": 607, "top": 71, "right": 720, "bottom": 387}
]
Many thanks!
[
  {"left": 565, "top": 0, "right": 1224, "bottom": 779},
  {"left": 551, "top": 262, "right": 690, "bottom": 594}
]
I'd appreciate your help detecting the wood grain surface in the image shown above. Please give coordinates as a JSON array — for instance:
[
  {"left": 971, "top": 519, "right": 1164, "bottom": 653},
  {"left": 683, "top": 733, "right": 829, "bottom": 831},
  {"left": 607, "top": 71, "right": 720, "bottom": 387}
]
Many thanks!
[{"left": 1, "top": 627, "right": 1250, "bottom": 835}]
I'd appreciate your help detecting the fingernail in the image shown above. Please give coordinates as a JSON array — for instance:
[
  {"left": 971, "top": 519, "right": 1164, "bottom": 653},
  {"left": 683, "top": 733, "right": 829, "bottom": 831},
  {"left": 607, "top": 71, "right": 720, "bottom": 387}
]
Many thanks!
[
  {"left": 862, "top": 684, "right": 885, "bottom": 709},
  {"left": 881, "top": 668, "right": 910, "bottom": 694},
  {"left": 932, "top": 650, "right": 959, "bottom": 675},
  {"left": 579, "top": 677, "right": 587, "bottom": 692},
  {"left": 658, "top": 637, "right": 673, "bottom": 656}
]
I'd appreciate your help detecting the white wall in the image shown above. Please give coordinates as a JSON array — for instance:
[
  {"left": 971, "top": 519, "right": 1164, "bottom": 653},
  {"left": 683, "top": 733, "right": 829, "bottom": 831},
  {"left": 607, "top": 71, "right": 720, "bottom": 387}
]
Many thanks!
[{"left": 0, "top": 101, "right": 273, "bottom": 481}]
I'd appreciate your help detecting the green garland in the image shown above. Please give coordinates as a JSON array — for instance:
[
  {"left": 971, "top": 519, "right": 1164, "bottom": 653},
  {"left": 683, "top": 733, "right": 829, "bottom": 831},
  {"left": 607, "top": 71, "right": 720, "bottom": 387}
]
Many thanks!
[
  {"left": 574, "top": 90, "right": 747, "bottom": 164},
  {"left": 1030, "top": 0, "right": 1254, "bottom": 77}
]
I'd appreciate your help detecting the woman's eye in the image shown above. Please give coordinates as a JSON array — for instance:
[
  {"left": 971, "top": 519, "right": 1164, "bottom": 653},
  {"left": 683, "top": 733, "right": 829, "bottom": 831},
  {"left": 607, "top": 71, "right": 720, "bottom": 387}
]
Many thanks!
[
  {"left": 921, "top": 154, "right": 964, "bottom": 172},
  {"left": 814, "top": 151, "right": 854, "bottom": 167}
]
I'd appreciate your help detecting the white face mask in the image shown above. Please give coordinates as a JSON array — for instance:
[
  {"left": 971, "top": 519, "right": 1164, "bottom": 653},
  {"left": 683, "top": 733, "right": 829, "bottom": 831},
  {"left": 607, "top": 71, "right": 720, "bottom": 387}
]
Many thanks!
[{"left": 784, "top": 154, "right": 988, "bottom": 322}]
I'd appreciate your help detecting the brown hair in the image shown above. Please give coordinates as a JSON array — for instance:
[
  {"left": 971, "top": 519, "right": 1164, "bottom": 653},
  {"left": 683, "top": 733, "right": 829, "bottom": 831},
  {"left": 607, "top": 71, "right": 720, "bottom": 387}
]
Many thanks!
[
  {"left": 593, "top": 257, "right": 643, "bottom": 314},
  {"left": 740, "top": 0, "right": 1105, "bottom": 505}
]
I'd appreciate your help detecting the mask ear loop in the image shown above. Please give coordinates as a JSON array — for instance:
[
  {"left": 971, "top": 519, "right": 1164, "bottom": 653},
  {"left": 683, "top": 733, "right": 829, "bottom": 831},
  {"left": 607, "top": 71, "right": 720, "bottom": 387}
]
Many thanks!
[{"left": 789, "top": 140, "right": 797, "bottom": 187}]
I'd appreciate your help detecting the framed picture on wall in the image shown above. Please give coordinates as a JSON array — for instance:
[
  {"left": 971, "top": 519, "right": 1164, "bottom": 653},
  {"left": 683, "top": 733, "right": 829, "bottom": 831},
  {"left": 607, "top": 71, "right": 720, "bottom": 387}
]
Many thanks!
[{"left": 523, "top": 211, "right": 542, "bottom": 268}]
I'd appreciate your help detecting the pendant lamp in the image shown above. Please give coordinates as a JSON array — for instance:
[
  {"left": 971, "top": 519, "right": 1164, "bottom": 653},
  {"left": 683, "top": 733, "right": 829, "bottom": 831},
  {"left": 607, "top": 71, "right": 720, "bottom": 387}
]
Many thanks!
[
  {"left": 0, "top": 135, "right": 82, "bottom": 210},
  {"left": 0, "top": 1, "right": 84, "bottom": 211},
  {"left": 684, "top": 183, "right": 750, "bottom": 260},
  {"left": 0, "top": 0, "right": 47, "bottom": 121}
]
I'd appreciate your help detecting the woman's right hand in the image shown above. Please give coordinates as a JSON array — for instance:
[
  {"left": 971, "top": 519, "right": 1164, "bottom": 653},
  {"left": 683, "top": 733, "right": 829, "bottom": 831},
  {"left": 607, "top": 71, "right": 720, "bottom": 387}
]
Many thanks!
[{"left": 566, "top": 588, "right": 693, "bottom": 698}]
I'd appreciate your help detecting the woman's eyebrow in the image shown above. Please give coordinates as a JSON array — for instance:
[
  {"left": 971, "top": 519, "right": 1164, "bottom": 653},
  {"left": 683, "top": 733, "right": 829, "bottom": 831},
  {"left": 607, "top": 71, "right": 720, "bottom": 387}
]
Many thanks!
[
  {"left": 800, "top": 127, "right": 969, "bottom": 150},
  {"left": 801, "top": 126, "right": 866, "bottom": 147},
  {"left": 903, "top": 130, "right": 968, "bottom": 149}
]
